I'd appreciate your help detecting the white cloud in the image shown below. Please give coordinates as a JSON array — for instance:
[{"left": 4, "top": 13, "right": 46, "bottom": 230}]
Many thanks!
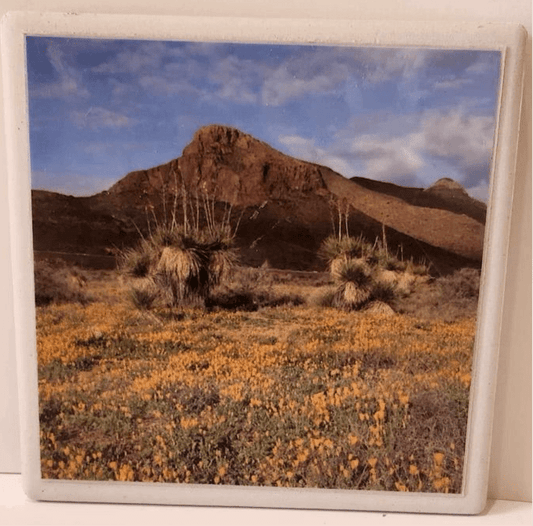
[
  {"left": 433, "top": 78, "right": 473, "bottom": 90},
  {"left": 261, "top": 50, "right": 350, "bottom": 106},
  {"left": 278, "top": 135, "right": 357, "bottom": 176},
  {"left": 208, "top": 55, "right": 265, "bottom": 104},
  {"left": 93, "top": 41, "right": 167, "bottom": 74},
  {"left": 30, "top": 44, "right": 90, "bottom": 99},
  {"left": 277, "top": 105, "right": 495, "bottom": 189},
  {"left": 349, "top": 134, "right": 424, "bottom": 181},
  {"left": 71, "top": 107, "right": 135, "bottom": 130},
  {"left": 109, "top": 79, "right": 134, "bottom": 97},
  {"left": 278, "top": 135, "right": 322, "bottom": 160},
  {"left": 420, "top": 109, "right": 495, "bottom": 167},
  {"left": 138, "top": 75, "right": 188, "bottom": 96},
  {"left": 360, "top": 48, "right": 430, "bottom": 84},
  {"left": 466, "top": 54, "right": 500, "bottom": 76},
  {"left": 278, "top": 132, "right": 422, "bottom": 182}
]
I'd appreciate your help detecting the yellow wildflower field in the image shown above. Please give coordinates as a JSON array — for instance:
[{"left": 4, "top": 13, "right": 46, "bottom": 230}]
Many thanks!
[{"left": 37, "top": 271, "right": 474, "bottom": 493}]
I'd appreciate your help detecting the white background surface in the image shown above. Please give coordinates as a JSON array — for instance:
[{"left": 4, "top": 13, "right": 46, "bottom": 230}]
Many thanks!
[
  {"left": 0, "top": 474, "right": 531, "bottom": 526},
  {"left": 0, "top": 0, "right": 531, "bottom": 523}
]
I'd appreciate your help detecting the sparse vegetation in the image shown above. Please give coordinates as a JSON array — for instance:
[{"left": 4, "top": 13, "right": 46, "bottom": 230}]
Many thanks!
[
  {"left": 397, "top": 267, "right": 481, "bottom": 321},
  {"left": 36, "top": 274, "right": 474, "bottom": 492},
  {"left": 33, "top": 199, "right": 480, "bottom": 495},
  {"left": 319, "top": 232, "right": 428, "bottom": 313},
  {"left": 211, "top": 266, "right": 304, "bottom": 311},
  {"left": 34, "top": 259, "right": 91, "bottom": 306},
  {"left": 34, "top": 225, "right": 478, "bottom": 494}
]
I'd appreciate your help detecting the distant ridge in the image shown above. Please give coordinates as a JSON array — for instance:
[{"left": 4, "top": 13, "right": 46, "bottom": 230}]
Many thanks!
[
  {"left": 32, "top": 125, "right": 486, "bottom": 274},
  {"left": 350, "top": 176, "right": 486, "bottom": 224}
]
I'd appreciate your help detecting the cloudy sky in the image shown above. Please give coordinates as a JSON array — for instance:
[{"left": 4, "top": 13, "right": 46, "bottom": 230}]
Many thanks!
[{"left": 26, "top": 37, "right": 501, "bottom": 201}]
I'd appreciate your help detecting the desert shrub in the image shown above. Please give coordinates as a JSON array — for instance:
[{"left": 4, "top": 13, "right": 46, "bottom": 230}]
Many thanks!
[
  {"left": 369, "top": 280, "right": 397, "bottom": 305},
  {"left": 324, "top": 255, "right": 399, "bottom": 312},
  {"left": 312, "top": 287, "right": 337, "bottom": 308},
  {"left": 395, "top": 267, "right": 481, "bottom": 321},
  {"left": 123, "top": 229, "right": 237, "bottom": 308},
  {"left": 128, "top": 279, "right": 159, "bottom": 310},
  {"left": 406, "top": 258, "right": 431, "bottom": 276},
  {"left": 436, "top": 268, "right": 480, "bottom": 301},
  {"left": 34, "top": 259, "right": 91, "bottom": 306},
  {"left": 119, "top": 242, "right": 155, "bottom": 278},
  {"left": 211, "top": 266, "right": 304, "bottom": 311},
  {"left": 319, "top": 231, "right": 436, "bottom": 313}
]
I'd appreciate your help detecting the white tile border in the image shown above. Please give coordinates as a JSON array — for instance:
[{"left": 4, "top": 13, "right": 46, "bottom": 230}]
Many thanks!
[{"left": 0, "top": 474, "right": 532, "bottom": 525}]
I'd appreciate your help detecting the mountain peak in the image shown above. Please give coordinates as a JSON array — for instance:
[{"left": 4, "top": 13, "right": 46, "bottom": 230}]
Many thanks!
[
  {"left": 426, "top": 178, "right": 469, "bottom": 196},
  {"left": 192, "top": 123, "right": 245, "bottom": 145},
  {"left": 179, "top": 124, "right": 328, "bottom": 204},
  {"left": 184, "top": 124, "right": 265, "bottom": 158}
]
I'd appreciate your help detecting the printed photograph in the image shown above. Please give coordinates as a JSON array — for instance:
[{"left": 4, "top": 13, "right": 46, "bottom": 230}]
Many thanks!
[{"left": 28, "top": 36, "right": 501, "bottom": 493}]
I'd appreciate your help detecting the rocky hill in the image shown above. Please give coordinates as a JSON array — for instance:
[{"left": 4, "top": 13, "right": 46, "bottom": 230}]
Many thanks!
[{"left": 32, "top": 124, "right": 487, "bottom": 274}]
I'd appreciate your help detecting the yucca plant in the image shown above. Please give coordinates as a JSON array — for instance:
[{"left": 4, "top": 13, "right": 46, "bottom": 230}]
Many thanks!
[
  {"left": 319, "top": 233, "right": 372, "bottom": 263},
  {"left": 331, "top": 258, "right": 373, "bottom": 310},
  {"left": 320, "top": 231, "right": 402, "bottom": 312},
  {"left": 121, "top": 170, "right": 239, "bottom": 309},
  {"left": 123, "top": 226, "right": 237, "bottom": 309}
]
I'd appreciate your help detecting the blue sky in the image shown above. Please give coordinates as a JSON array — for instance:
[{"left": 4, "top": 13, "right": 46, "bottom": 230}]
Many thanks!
[{"left": 26, "top": 37, "right": 501, "bottom": 201}]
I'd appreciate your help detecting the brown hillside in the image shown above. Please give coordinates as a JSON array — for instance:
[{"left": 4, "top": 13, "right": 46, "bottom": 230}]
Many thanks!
[
  {"left": 350, "top": 176, "right": 487, "bottom": 224},
  {"left": 32, "top": 124, "right": 486, "bottom": 273}
]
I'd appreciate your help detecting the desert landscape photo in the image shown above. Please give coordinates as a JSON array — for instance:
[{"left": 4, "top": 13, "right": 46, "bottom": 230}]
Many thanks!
[{"left": 27, "top": 37, "right": 500, "bottom": 493}]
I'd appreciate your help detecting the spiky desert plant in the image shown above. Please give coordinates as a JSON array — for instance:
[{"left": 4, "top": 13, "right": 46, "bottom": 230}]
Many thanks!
[
  {"left": 319, "top": 234, "right": 372, "bottom": 263},
  {"left": 121, "top": 186, "right": 239, "bottom": 309},
  {"left": 154, "top": 244, "right": 202, "bottom": 306},
  {"left": 331, "top": 258, "right": 373, "bottom": 310},
  {"left": 120, "top": 240, "right": 158, "bottom": 278},
  {"left": 151, "top": 236, "right": 237, "bottom": 307}
]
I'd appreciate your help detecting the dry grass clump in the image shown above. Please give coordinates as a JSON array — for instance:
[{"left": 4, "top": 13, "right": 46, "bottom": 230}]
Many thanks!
[
  {"left": 319, "top": 230, "right": 433, "bottom": 313},
  {"left": 128, "top": 278, "right": 159, "bottom": 311},
  {"left": 122, "top": 227, "right": 237, "bottom": 309},
  {"left": 319, "top": 234, "right": 372, "bottom": 262},
  {"left": 331, "top": 259, "right": 373, "bottom": 310},
  {"left": 437, "top": 267, "right": 480, "bottom": 301},
  {"left": 321, "top": 238, "right": 403, "bottom": 312},
  {"left": 34, "top": 259, "right": 92, "bottom": 306},
  {"left": 211, "top": 266, "right": 304, "bottom": 311},
  {"left": 396, "top": 267, "right": 481, "bottom": 321},
  {"left": 120, "top": 242, "right": 156, "bottom": 278}
]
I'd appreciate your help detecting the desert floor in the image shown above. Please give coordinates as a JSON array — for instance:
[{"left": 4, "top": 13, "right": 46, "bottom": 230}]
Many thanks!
[{"left": 36, "top": 266, "right": 475, "bottom": 493}]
